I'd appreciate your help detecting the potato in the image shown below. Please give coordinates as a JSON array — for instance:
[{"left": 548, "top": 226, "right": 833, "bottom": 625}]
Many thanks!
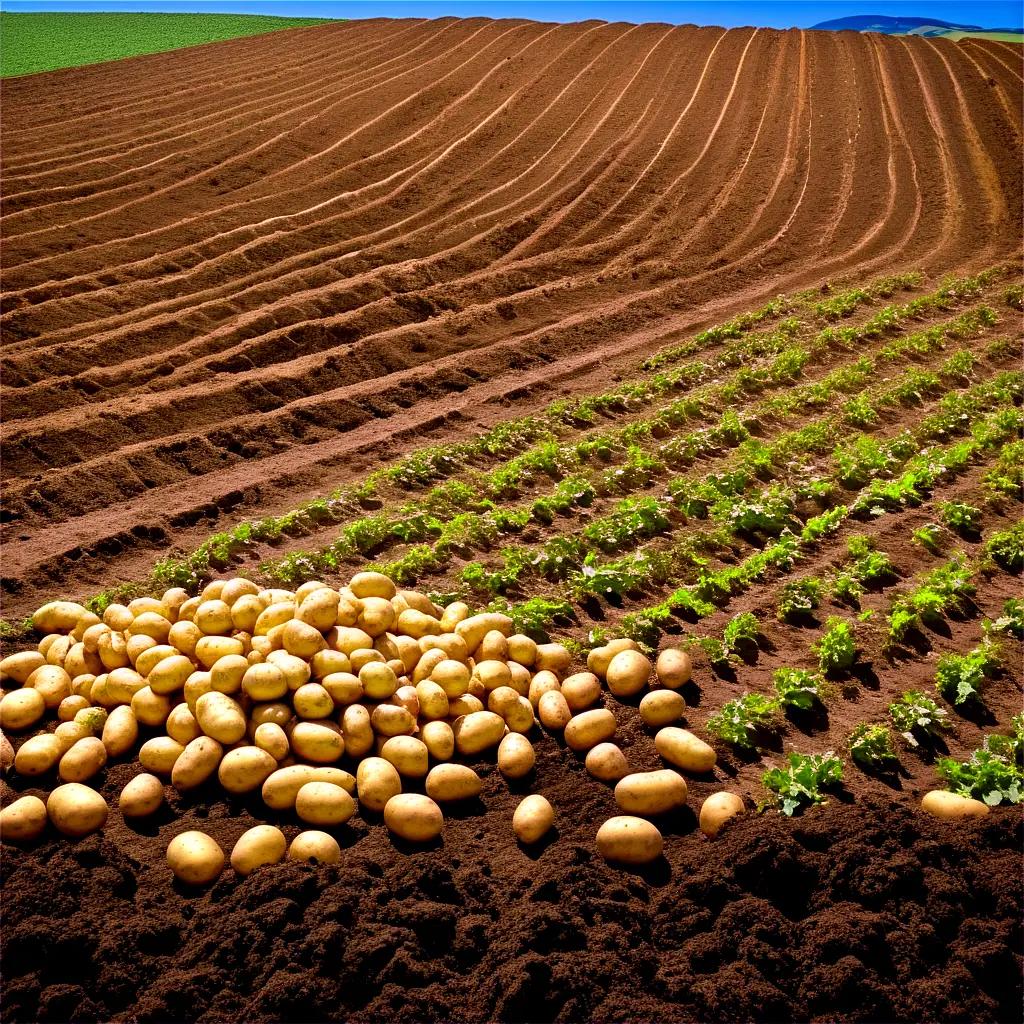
[
  {"left": 360, "top": 662, "right": 398, "bottom": 701},
  {"left": 384, "top": 793, "right": 443, "bottom": 842},
  {"left": 195, "top": 600, "right": 232, "bottom": 636},
  {"left": 349, "top": 571, "right": 396, "bottom": 600},
  {"left": 615, "top": 770, "right": 688, "bottom": 815},
  {"left": 54, "top": 721, "right": 90, "bottom": 754},
  {"left": 513, "top": 794, "right": 554, "bottom": 844},
  {"left": 596, "top": 816, "right": 663, "bottom": 864},
  {"left": 1, "top": 651, "right": 46, "bottom": 684},
  {"left": 587, "top": 639, "right": 639, "bottom": 678},
  {"left": 699, "top": 792, "right": 745, "bottom": 837},
  {"left": 230, "top": 595, "right": 265, "bottom": 634},
  {"left": 527, "top": 670, "right": 559, "bottom": 709},
  {"left": 47, "top": 783, "right": 108, "bottom": 837},
  {"left": 487, "top": 685, "right": 521, "bottom": 717},
  {"left": 504, "top": 696, "right": 535, "bottom": 734},
  {"left": 341, "top": 703, "right": 374, "bottom": 758},
  {"left": 129, "top": 596, "right": 169, "bottom": 618},
  {"left": 118, "top": 773, "right": 166, "bottom": 818},
  {"left": 15, "top": 734, "right": 63, "bottom": 776},
  {"left": 398, "top": 589, "right": 437, "bottom": 616},
  {"left": 266, "top": 650, "right": 311, "bottom": 690},
  {"left": 74, "top": 705, "right": 108, "bottom": 735},
  {"left": 477, "top": 629, "right": 508, "bottom": 661},
  {"left": 507, "top": 634, "right": 537, "bottom": 667},
  {"left": 1, "top": 795, "right": 48, "bottom": 842},
  {"left": 430, "top": 658, "right": 471, "bottom": 697},
  {"left": 537, "top": 690, "right": 572, "bottom": 730},
  {"left": 58, "top": 736, "right": 108, "bottom": 783},
  {"left": 45, "top": 635, "right": 73, "bottom": 668},
  {"left": 139, "top": 736, "right": 185, "bottom": 776},
  {"left": 195, "top": 636, "right": 244, "bottom": 670},
  {"left": 217, "top": 746, "right": 277, "bottom": 793},
  {"left": 101, "top": 704, "right": 138, "bottom": 757},
  {"left": 534, "top": 643, "right": 571, "bottom": 676},
  {"left": 356, "top": 756, "right": 402, "bottom": 812},
  {"left": 310, "top": 649, "right": 351, "bottom": 679},
  {"left": 33, "top": 601, "right": 88, "bottom": 634},
  {"left": 921, "top": 790, "right": 991, "bottom": 819},
  {"left": 425, "top": 763, "right": 482, "bottom": 802},
  {"left": 395, "top": 608, "right": 440, "bottom": 639},
  {"left": 321, "top": 671, "right": 362, "bottom": 707},
  {"left": 421, "top": 633, "right": 470, "bottom": 663},
  {"left": 507, "top": 662, "right": 531, "bottom": 694},
  {"left": 71, "top": 674, "right": 96, "bottom": 701},
  {"left": 131, "top": 686, "right": 173, "bottom": 728},
  {"left": 561, "top": 672, "right": 602, "bottom": 712},
  {"left": 381, "top": 735, "right": 429, "bottom": 778},
  {"left": 208, "top": 654, "right": 248, "bottom": 696},
  {"left": 81, "top": 623, "right": 111, "bottom": 654},
  {"left": 125, "top": 634, "right": 158, "bottom": 667},
  {"left": 64, "top": 642, "right": 103, "bottom": 680},
  {"left": 281, "top": 620, "right": 326, "bottom": 660},
  {"left": 295, "top": 781, "right": 356, "bottom": 826},
  {"left": 351, "top": 648, "right": 384, "bottom": 673},
  {"left": 420, "top": 720, "right": 455, "bottom": 761},
  {"left": 412, "top": 680, "right": 446, "bottom": 721},
  {"left": 438, "top": 601, "right": 470, "bottom": 632},
  {"left": 370, "top": 703, "right": 416, "bottom": 738},
  {"left": 58, "top": 694, "right": 90, "bottom": 722},
  {"left": 230, "top": 825, "right": 287, "bottom": 876},
  {"left": 0, "top": 730, "right": 12, "bottom": 770},
  {"left": 453, "top": 710, "right": 505, "bottom": 755},
  {"left": 195, "top": 692, "right": 247, "bottom": 745},
  {"left": 606, "top": 650, "right": 651, "bottom": 698},
  {"left": 497, "top": 732, "right": 536, "bottom": 779},
  {"left": 0, "top": 688, "right": 45, "bottom": 731},
  {"left": 97, "top": 630, "right": 130, "bottom": 670},
  {"left": 290, "top": 683, "right": 332, "bottom": 721},
  {"left": 297, "top": 589, "right": 340, "bottom": 632},
  {"left": 564, "top": 709, "right": 616, "bottom": 752},
  {"left": 289, "top": 830, "right": 342, "bottom": 864},
  {"left": 166, "top": 703, "right": 202, "bottom": 745},
  {"left": 474, "top": 660, "right": 511, "bottom": 693},
  {"left": 308, "top": 766, "right": 356, "bottom": 793},
  {"left": 639, "top": 690, "right": 686, "bottom": 728},
  {"left": 240, "top": 662, "right": 286, "bottom": 702},
  {"left": 252, "top": 722, "right": 288, "bottom": 761},
  {"left": 655, "top": 727, "right": 716, "bottom": 773},
  {"left": 167, "top": 830, "right": 224, "bottom": 885},
  {"left": 129, "top": 612, "right": 172, "bottom": 643},
  {"left": 27, "top": 665, "right": 72, "bottom": 709},
  {"left": 262, "top": 765, "right": 316, "bottom": 809},
  {"left": 172, "top": 736, "right": 223, "bottom": 791},
  {"left": 585, "top": 742, "right": 629, "bottom": 782},
  {"left": 455, "top": 612, "right": 513, "bottom": 654},
  {"left": 448, "top": 694, "right": 484, "bottom": 717},
  {"left": 656, "top": 648, "right": 692, "bottom": 689},
  {"left": 358, "top": 598, "right": 396, "bottom": 638}
]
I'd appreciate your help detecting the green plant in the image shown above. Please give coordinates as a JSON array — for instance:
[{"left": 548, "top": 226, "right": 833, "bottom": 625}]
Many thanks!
[
  {"left": 984, "top": 597, "right": 1024, "bottom": 640},
  {"left": 815, "top": 618, "right": 857, "bottom": 675},
  {"left": 762, "top": 752, "right": 844, "bottom": 816},
  {"left": 936, "top": 747, "right": 1022, "bottom": 806},
  {"left": 706, "top": 693, "right": 780, "bottom": 750},
  {"left": 935, "top": 640, "right": 1001, "bottom": 705},
  {"left": 888, "top": 691, "right": 950, "bottom": 746},
  {"left": 722, "top": 612, "right": 760, "bottom": 657},
  {"left": 939, "top": 501, "right": 982, "bottom": 535},
  {"left": 849, "top": 724, "right": 899, "bottom": 770},
  {"left": 985, "top": 523, "right": 1024, "bottom": 573},
  {"left": 772, "top": 668, "right": 824, "bottom": 710},
  {"left": 912, "top": 523, "right": 944, "bottom": 553},
  {"left": 778, "top": 578, "right": 822, "bottom": 623}
]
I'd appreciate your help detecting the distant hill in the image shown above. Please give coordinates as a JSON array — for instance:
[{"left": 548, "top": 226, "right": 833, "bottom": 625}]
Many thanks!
[{"left": 811, "top": 14, "right": 1023, "bottom": 35}]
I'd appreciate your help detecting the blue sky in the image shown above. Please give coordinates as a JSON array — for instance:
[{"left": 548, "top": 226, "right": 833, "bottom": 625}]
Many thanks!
[{"left": 1, "top": 1, "right": 1020, "bottom": 30}]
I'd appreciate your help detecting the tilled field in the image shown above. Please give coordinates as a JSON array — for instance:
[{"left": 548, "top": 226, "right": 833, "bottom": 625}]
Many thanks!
[{"left": 1, "top": 17, "right": 1022, "bottom": 1024}]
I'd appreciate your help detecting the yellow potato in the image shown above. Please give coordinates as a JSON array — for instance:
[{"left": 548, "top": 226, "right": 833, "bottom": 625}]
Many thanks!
[
  {"left": 166, "top": 703, "right": 202, "bottom": 745},
  {"left": 606, "top": 650, "right": 651, "bottom": 698},
  {"left": 195, "top": 636, "right": 244, "bottom": 670},
  {"left": 47, "top": 783, "right": 108, "bottom": 837},
  {"left": 241, "top": 662, "right": 287, "bottom": 702},
  {"left": 125, "top": 634, "right": 158, "bottom": 667},
  {"left": 81, "top": 623, "right": 111, "bottom": 655},
  {"left": 596, "top": 816, "right": 663, "bottom": 864},
  {"left": 425, "top": 763, "right": 482, "bottom": 802},
  {"left": 380, "top": 735, "right": 429, "bottom": 778},
  {"left": 102, "top": 603, "right": 134, "bottom": 630},
  {"left": 195, "top": 600, "right": 233, "bottom": 636},
  {"left": 321, "top": 671, "right": 362, "bottom": 707},
  {"left": 350, "top": 648, "right": 384, "bottom": 673},
  {"left": 561, "top": 672, "right": 602, "bottom": 712},
  {"left": 54, "top": 721, "right": 91, "bottom": 754},
  {"left": 97, "top": 630, "right": 130, "bottom": 670},
  {"left": 349, "top": 571, "right": 396, "bottom": 600},
  {"left": 131, "top": 686, "right": 173, "bottom": 728},
  {"left": 477, "top": 629, "right": 508, "bottom": 661},
  {"left": 453, "top": 710, "right": 505, "bottom": 755},
  {"left": 231, "top": 825, "right": 287, "bottom": 876},
  {"left": 282, "top": 620, "right": 327, "bottom": 660},
  {"left": 370, "top": 703, "right": 416, "bottom": 738},
  {"left": 356, "top": 756, "right": 402, "bottom": 812},
  {"left": 168, "top": 619, "right": 203, "bottom": 657},
  {"left": 15, "top": 733, "right": 63, "bottom": 776},
  {"left": 0, "top": 731, "right": 11, "bottom": 770},
  {"left": 639, "top": 690, "right": 686, "bottom": 728},
  {"left": 504, "top": 696, "right": 535, "bottom": 734},
  {"left": 448, "top": 694, "right": 484, "bottom": 717},
  {"left": 507, "top": 634, "right": 537, "bottom": 667},
  {"left": 615, "top": 770, "right": 688, "bottom": 815},
  {"left": 129, "top": 596, "right": 170, "bottom": 618},
  {"left": 218, "top": 746, "right": 277, "bottom": 793},
  {"left": 699, "top": 792, "right": 745, "bottom": 837},
  {"left": 119, "top": 773, "right": 166, "bottom": 818},
  {"left": 473, "top": 660, "right": 512, "bottom": 693},
  {"left": 384, "top": 793, "right": 443, "bottom": 842},
  {"left": 397, "top": 589, "right": 438, "bottom": 616},
  {"left": 74, "top": 705, "right": 108, "bottom": 735},
  {"left": 101, "top": 704, "right": 139, "bottom": 757},
  {"left": 266, "top": 650, "right": 311, "bottom": 690},
  {"left": 360, "top": 662, "right": 398, "bottom": 700},
  {"left": 58, "top": 694, "right": 91, "bottom": 722},
  {"left": 195, "top": 692, "right": 247, "bottom": 745},
  {"left": 415, "top": 680, "right": 449, "bottom": 720},
  {"left": 587, "top": 639, "right": 640, "bottom": 678},
  {"left": 455, "top": 612, "right": 513, "bottom": 655},
  {"left": 395, "top": 608, "right": 440, "bottom": 639},
  {"left": 262, "top": 765, "right": 317, "bottom": 809},
  {"left": 297, "top": 589, "right": 340, "bottom": 632},
  {"left": 289, "top": 830, "right": 342, "bottom": 864},
  {"left": 308, "top": 766, "right": 356, "bottom": 793},
  {"left": 129, "top": 612, "right": 172, "bottom": 643},
  {"left": 0, "top": 688, "right": 45, "bottom": 731},
  {"left": 33, "top": 601, "right": 89, "bottom": 634},
  {"left": 430, "top": 658, "right": 471, "bottom": 697},
  {"left": 487, "top": 685, "right": 521, "bottom": 717},
  {"left": 438, "top": 601, "right": 471, "bottom": 632},
  {"left": 656, "top": 648, "right": 692, "bottom": 689},
  {"left": 209, "top": 654, "right": 249, "bottom": 695},
  {"left": 341, "top": 703, "right": 374, "bottom": 758},
  {"left": 295, "top": 781, "right": 356, "bottom": 826},
  {"left": 507, "top": 662, "right": 531, "bottom": 695},
  {"left": 564, "top": 709, "right": 616, "bottom": 752},
  {"left": 167, "top": 830, "right": 224, "bottom": 885},
  {"left": 921, "top": 790, "right": 991, "bottom": 819},
  {"left": 359, "top": 597, "right": 397, "bottom": 638},
  {"left": 139, "top": 736, "right": 186, "bottom": 777},
  {"left": 101, "top": 666, "right": 146, "bottom": 706},
  {"left": 254, "top": 722, "right": 289, "bottom": 760},
  {"left": 420, "top": 720, "right": 455, "bottom": 761},
  {"left": 329, "top": 626, "right": 375, "bottom": 657},
  {"left": 310, "top": 649, "right": 351, "bottom": 679},
  {"left": 497, "top": 732, "right": 536, "bottom": 779},
  {"left": 421, "top": 633, "right": 470, "bottom": 663},
  {"left": 1, "top": 795, "right": 48, "bottom": 842},
  {"left": 71, "top": 674, "right": 96, "bottom": 701},
  {"left": 655, "top": 727, "right": 716, "bottom": 773},
  {"left": 513, "top": 794, "right": 554, "bottom": 844},
  {"left": 59, "top": 736, "right": 108, "bottom": 783},
  {"left": 534, "top": 643, "right": 571, "bottom": 676},
  {"left": 230, "top": 595, "right": 265, "bottom": 634},
  {"left": 64, "top": 642, "right": 103, "bottom": 680},
  {"left": 527, "top": 670, "right": 560, "bottom": 709},
  {"left": 27, "top": 665, "right": 72, "bottom": 709},
  {"left": 171, "top": 736, "right": 224, "bottom": 791},
  {"left": 585, "top": 742, "right": 630, "bottom": 782},
  {"left": 292, "top": 683, "right": 334, "bottom": 720},
  {"left": 537, "top": 690, "right": 572, "bottom": 730},
  {"left": 0, "top": 651, "right": 46, "bottom": 685}
]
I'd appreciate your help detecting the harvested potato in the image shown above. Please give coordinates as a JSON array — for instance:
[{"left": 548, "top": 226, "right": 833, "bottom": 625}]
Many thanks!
[
  {"left": 564, "top": 709, "right": 616, "bottom": 752},
  {"left": 47, "top": 783, "right": 108, "bottom": 837},
  {"left": 283, "top": 619, "right": 327, "bottom": 659},
  {"left": 656, "top": 648, "right": 692, "bottom": 689},
  {"left": 606, "top": 650, "right": 651, "bottom": 697},
  {"left": 360, "top": 662, "right": 398, "bottom": 700},
  {"left": 292, "top": 682, "right": 334, "bottom": 720},
  {"left": 528, "top": 670, "right": 561, "bottom": 709},
  {"left": 297, "top": 589, "right": 340, "bottom": 632},
  {"left": 561, "top": 672, "right": 602, "bottom": 712},
  {"left": 513, "top": 794, "right": 554, "bottom": 844},
  {"left": 507, "top": 634, "right": 537, "bottom": 667},
  {"left": 587, "top": 639, "right": 638, "bottom": 678},
  {"left": 369, "top": 703, "right": 416, "bottom": 738},
  {"left": 131, "top": 686, "right": 173, "bottom": 728},
  {"left": 615, "top": 770, "right": 688, "bottom": 815},
  {"left": 139, "top": 736, "right": 186, "bottom": 777},
  {"left": 415, "top": 680, "right": 449, "bottom": 720},
  {"left": 296, "top": 781, "right": 356, "bottom": 825},
  {"left": 242, "top": 663, "right": 288, "bottom": 702},
  {"left": 1, "top": 730, "right": 14, "bottom": 769},
  {"left": 54, "top": 721, "right": 90, "bottom": 754},
  {"left": 537, "top": 690, "right": 572, "bottom": 730},
  {"left": 27, "top": 665, "right": 72, "bottom": 709},
  {"left": 639, "top": 690, "right": 686, "bottom": 728},
  {"left": 262, "top": 765, "right": 317, "bottom": 810},
  {"left": 289, "top": 830, "right": 342, "bottom": 864},
  {"left": 439, "top": 601, "right": 470, "bottom": 632},
  {"left": 231, "top": 825, "right": 288, "bottom": 876},
  {"left": 33, "top": 601, "right": 88, "bottom": 634},
  {"left": 58, "top": 736, "right": 108, "bottom": 783},
  {"left": 596, "top": 816, "right": 663, "bottom": 864},
  {"left": 0, "top": 688, "right": 45, "bottom": 731},
  {"left": 266, "top": 651, "right": 311, "bottom": 690},
  {"left": 172, "top": 736, "right": 223, "bottom": 791},
  {"left": 350, "top": 571, "right": 396, "bottom": 600},
  {"left": 195, "top": 692, "right": 247, "bottom": 745},
  {"left": 425, "top": 763, "right": 482, "bottom": 802},
  {"left": 455, "top": 612, "right": 513, "bottom": 654},
  {"left": 356, "top": 756, "right": 402, "bottom": 812},
  {"left": 102, "top": 705, "right": 138, "bottom": 757},
  {"left": 218, "top": 746, "right": 277, "bottom": 793},
  {"left": 119, "top": 773, "right": 165, "bottom": 818},
  {"left": 15, "top": 734, "right": 63, "bottom": 776},
  {"left": 210, "top": 654, "right": 249, "bottom": 695},
  {"left": 534, "top": 643, "right": 571, "bottom": 675},
  {"left": 341, "top": 704, "right": 374, "bottom": 759},
  {"left": 167, "top": 830, "right": 224, "bottom": 885},
  {"left": 254, "top": 722, "right": 289, "bottom": 760},
  {"left": 497, "top": 733, "right": 535, "bottom": 779},
  {"left": 166, "top": 704, "right": 202, "bottom": 746},
  {"left": 0, "top": 651, "right": 46, "bottom": 684},
  {"left": 1, "top": 795, "right": 48, "bottom": 842},
  {"left": 921, "top": 790, "right": 991, "bottom": 819},
  {"left": 195, "top": 599, "right": 233, "bottom": 636},
  {"left": 420, "top": 720, "right": 455, "bottom": 762},
  {"left": 453, "top": 710, "right": 505, "bottom": 755},
  {"left": 585, "top": 742, "right": 630, "bottom": 782},
  {"left": 699, "top": 792, "right": 745, "bottom": 837},
  {"left": 380, "top": 736, "right": 429, "bottom": 778},
  {"left": 384, "top": 793, "right": 443, "bottom": 842},
  {"left": 655, "top": 727, "right": 716, "bottom": 773},
  {"left": 430, "top": 658, "right": 471, "bottom": 697}
]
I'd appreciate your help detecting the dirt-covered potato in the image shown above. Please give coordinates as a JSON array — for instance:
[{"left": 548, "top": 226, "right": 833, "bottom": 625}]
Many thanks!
[
  {"left": 596, "top": 815, "right": 663, "bottom": 864},
  {"left": 1, "top": 795, "right": 48, "bottom": 842},
  {"left": 605, "top": 650, "right": 651, "bottom": 697},
  {"left": 384, "top": 793, "right": 444, "bottom": 842},
  {"left": 380, "top": 735, "right": 429, "bottom": 778},
  {"left": 655, "top": 727, "right": 716, "bottom": 773},
  {"left": 119, "top": 773, "right": 166, "bottom": 818},
  {"left": 453, "top": 710, "right": 505, "bottom": 754},
  {"left": 254, "top": 722, "right": 289, "bottom": 760},
  {"left": 513, "top": 794, "right": 554, "bottom": 844},
  {"left": 231, "top": 825, "right": 288, "bottom": 876},
  {"left": 47, "top": 783, "right": 108, "bottom": 837},
  {"left": 295, "top": 781, "right": 356, "bottom": 825},
  {"left": 15, "top": 734, "right": 63, "bottom": 776},
  {"left": 101, "top": 705, "right": 138, "bottom": 757},
  {"left": 289, "top": 830, "right": 342, "bottom": 864},
  {"left": 166, "top": 830, "right": 224, "bottom": 885},
  {"left": 139, "top": 736, "right": 186, "bottom": 777},
  {"left": 699, "top": 792, "right": 745, "bottom": 837},
  {"left": 425, "top": 763, "right": 482, "bottom": 802},
  {"left": 585, "top": 742, "right": 629, "bottom": 782},
  {"left": 33, "top": 601, "right": 89, "bottom": 635}
]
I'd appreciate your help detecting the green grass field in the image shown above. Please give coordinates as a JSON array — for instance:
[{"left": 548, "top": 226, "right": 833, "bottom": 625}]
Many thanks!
[
  {"left": 0, "top": 12, "right": 333, "bottom": 78},
  {"left": 939, "top": 30, "right": 1024, "bottom": 42}
]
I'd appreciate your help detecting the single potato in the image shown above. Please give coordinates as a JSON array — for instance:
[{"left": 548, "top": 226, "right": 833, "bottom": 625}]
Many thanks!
[
  {"left": 119, "top": 774, "right": 166, "bottom": 818},
  {"left": 231, "top": 825, "right": 288, "bottom": 876},
  {"left": 288, "top": 830, "right": 342, "bottom": 865},
  {"left": 585, "top": 743, "right": 629, "bottom": 782},
  {"left": 639, "top": 690, "right": 686, "bottom": 728},
  {"left": 596, "top": 816, "right": 663, "bottom": 865},
  {"left": 921, "top": 790, "right": 991, "bottom": 819},
  {"left": 384, "top": 793, "right": 444, "bottom": 842},
  {"left": 167, "top": 830, "right": 225, "bottom": 885},
  {"left": 425, "top": 763, "right": 482, "bottom": 802},
  {"left": 656, "top": 648, "right": 692, "bottom": 689},
  {"left": 1, "top": 795, "right": 48, "bottom": 842},
  {"left": 614, "top": 770, "right": 688, "bottom": 815},
  {"left": 564, "top": 709, "right": 616, "bottom": 752},
  {"left": 295, "top": 781, "right": 356, "bottom": 826},
  {"left": 655, "top": 727, "right": 717, "bottom": 773},
  {"left": 497, "top": 733, "right": 535, "bottom": 779},
  {"left": 356, "top": 757, "right": 402, "bottom": 812},
  {"left": 47, "top": 783, "right": 108, "bottom": 837},
  {"left": 699, "top": 792, "right": 745, "bottom": 837},
  {"left": 513, "top": 794, "right": 554, "bottom": 844}
]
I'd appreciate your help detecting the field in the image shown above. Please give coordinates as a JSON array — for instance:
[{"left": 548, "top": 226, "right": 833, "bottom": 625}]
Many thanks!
[
  {"left": 1, "top": 17, "right": 1022, "bottom": 1024},
  {"left": 0, "top": 12, "right": 332, "bottom": 78}
]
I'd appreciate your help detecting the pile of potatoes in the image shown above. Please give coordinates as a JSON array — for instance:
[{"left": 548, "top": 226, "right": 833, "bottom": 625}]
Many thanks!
[{"left": 1, "top": 573, "right": 747, "bottom": 880}]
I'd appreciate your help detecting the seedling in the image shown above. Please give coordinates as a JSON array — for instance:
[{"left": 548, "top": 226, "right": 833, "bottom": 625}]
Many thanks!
[
  {"left": 762, "top": 752, "right": 844, "bottom": 816},
  {"left": 848, "top": 724, "right": 899, "bottom": 770},
  {"left": 939, "top": 501, "right": 982, "bottom": 535},
  {"left": 935, "top": 640, "right": 1001, "bottom": 705},
  {"left": 777, "top": 578, "right": 822, "bottom": 623},
  {"left": 936, "top": 747, "right": 1022, "bottom": 806},
  {"left": 773, "top": 668, "right": 824, "bottom": 710},
  {"left": 912, "top": 523, "right": 944, "bottom": 554},
  {"left": 888, "top": 691, "right": 950, "bottom": 746},
  {"left": 706, "top": 693, "right": 780, "bottom": 750},
  {"left": 815, "top": 618, "right": 857, "bottom": 675}
]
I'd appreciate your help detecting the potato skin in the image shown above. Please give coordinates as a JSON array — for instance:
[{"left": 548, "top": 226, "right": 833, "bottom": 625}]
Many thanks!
[
  {"left": 380, "top": 736, "right": 429, "bottom": 778},
  {"left": 585, "top": 743, "right": 629, "bottom": 782},
  {"left": 171, "top": 736, "right": 223, "bottom": 792},
  {"left": 167, "top": 830, "right": 224, "bottom": 885},
  {"left": 14, "top": 734, "right": 63, "bottom": 776},
  {"left": 639, "top": 690, "right": 686, "bottom": 728},
  {"left": 497, "top": 733, "right": 535, "bottom": 779},
  {"left": 356, "top": 757, "right": 402, "bottom": 812},
  {"left": 605, "top": 650, "right": 651, "bottom": 697},
  {"left": 614, "top": 770, "right": 688, "bottom": 815},
  {"left": 596, "top": 816, "right": 663, "bottom": 865},
  {"left": 0, "top": 688, "right": 46, "bottom": 731},
  {"left": 1, "top": 795, "right": 48, "bottom": 842},
  {"left": 513, "top": 794, "right": 554, "bottom": 844},
  {"left": 102, "top": 705, "right": 139, "bottom": 757},
  {"left": 656, "top": 648, "right": 692, "bottom": 689},
  {"left": 564, "top": 709, "right": 616, "bottom": 752},
  {"left": 295, "top": 781, "right": 356, "bottom": 825},
  {"left": 231, "top": 825, "right": 287, "bottom": 876},
  {"left": 452, "top": 711, "right": 505, "bottom": 755},
  {"left": 47, "top": 783, "right": 108, "bottom": 837},
  {"left": 699, "top": 792, "right": 745, "bottom": 837},
  {"left": 119, "top": 774, "right": 166, "bottom": 818},
  {"left": 384, "top": 793, "right": 444, "bottom": 842},
  {"left": 425, "top": 764, "right": 482, "bottom": 802},
  {"left": 218, "top": 746, "right": 277, "bottom": 794},
  {"left": 288, "top": 830, "right": 342, "bottom": 864},
  {"left": 655, "top": 727, "right": 717, "bottom": 773},
  {"left": 921, "top": 790, "right": 991, "bottom": 819},
  {"left": 58, "top": 736, "right": 108, "bottom": 783}
]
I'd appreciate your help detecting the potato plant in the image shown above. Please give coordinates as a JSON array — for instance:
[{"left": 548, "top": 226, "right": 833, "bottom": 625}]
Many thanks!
[{"left": 762, "top": 752, "right": 844, "bottom": 816}]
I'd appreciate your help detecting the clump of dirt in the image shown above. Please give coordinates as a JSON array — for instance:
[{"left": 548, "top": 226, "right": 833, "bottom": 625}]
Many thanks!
[{"left": 2, "top": 796, "right": 1020, "bottom": 1023}]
